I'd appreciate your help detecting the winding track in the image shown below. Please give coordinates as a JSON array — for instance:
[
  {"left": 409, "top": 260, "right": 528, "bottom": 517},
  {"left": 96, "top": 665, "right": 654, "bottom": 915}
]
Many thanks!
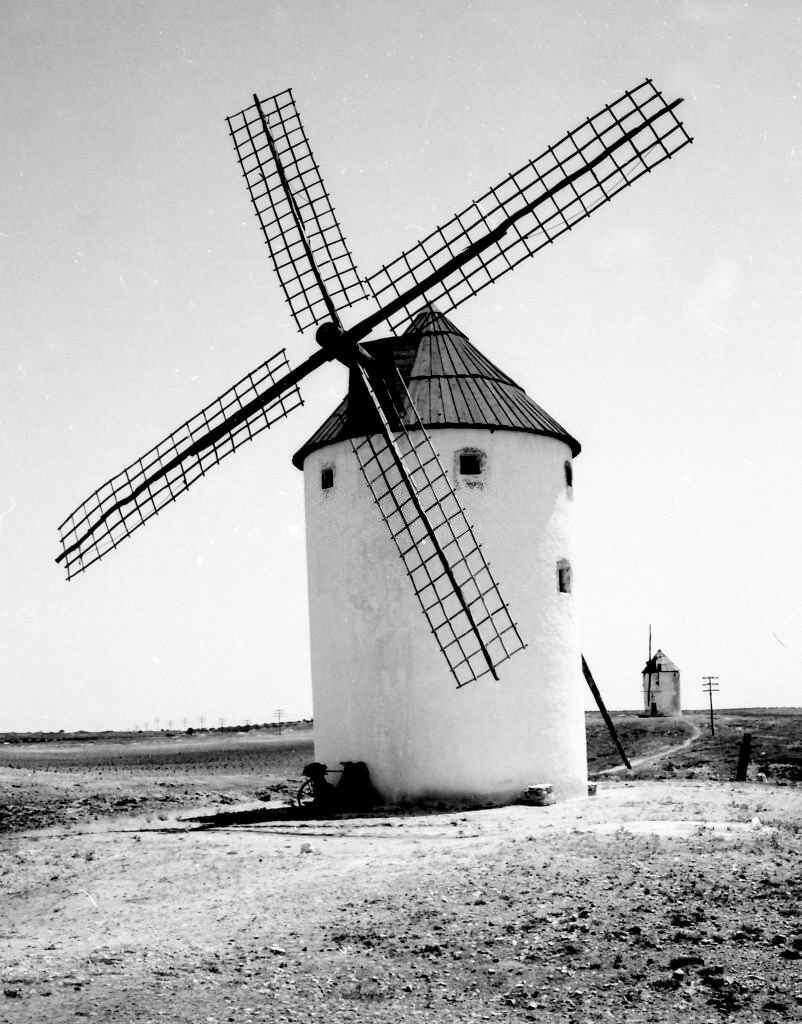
[{"left": 598, "top": 718, "right": 703, "bottom": 776}]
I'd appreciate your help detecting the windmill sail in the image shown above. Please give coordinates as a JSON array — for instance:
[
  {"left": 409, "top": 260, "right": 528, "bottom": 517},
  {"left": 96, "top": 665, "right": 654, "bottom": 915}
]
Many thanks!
[
  {"left": 56, "top": 348, "right": 308, "bottom": 579},
  {"left": 351, "top": 363, "right": 525, "bottom": 686},
  {"left": 57, "top": 76, "right": 692, "bottom": 704},
  {"left": 363, "top": 78, "right": 691, "bottom": 332},
  {"left": 227, "top": 89, "right": 366, "bottom": 332}
]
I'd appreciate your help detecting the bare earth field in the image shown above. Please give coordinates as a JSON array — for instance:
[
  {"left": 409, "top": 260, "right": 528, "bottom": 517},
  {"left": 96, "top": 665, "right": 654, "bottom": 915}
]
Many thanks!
[{"left": 1, "top": 713, "right": 801, "bottom": 1023}]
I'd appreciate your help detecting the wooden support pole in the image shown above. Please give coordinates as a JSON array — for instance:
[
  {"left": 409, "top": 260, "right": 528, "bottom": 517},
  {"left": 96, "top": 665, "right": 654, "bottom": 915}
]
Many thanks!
[{"left": 582, "top": 655, "right": 632, "bottom": 770}]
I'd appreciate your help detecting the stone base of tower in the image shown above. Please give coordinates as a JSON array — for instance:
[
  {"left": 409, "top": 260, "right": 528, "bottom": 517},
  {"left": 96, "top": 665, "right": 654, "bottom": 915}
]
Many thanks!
[
  {"left": 310, "top": 657, "right": 590, "bottom": 807},
  {"left": 313, "top": 679, "right": 589, "bottom": 806},
  {"left": 313, "top": 762, "right": 590, "bottom": 809}
]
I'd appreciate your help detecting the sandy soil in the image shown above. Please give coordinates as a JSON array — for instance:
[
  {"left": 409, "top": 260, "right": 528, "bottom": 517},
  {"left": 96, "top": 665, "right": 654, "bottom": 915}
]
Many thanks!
[{"left": 2, "top": 778, "right": 801, "bottom": 1023}]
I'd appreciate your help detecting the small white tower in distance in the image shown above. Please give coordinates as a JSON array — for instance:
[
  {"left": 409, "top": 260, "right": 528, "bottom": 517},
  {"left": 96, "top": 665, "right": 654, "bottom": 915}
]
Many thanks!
[
  {"left": 293, "top": 309, "right": 586, "bottom": 803},
  {"left": 642, "top": 649, "right": 682, "bottom": 716}
]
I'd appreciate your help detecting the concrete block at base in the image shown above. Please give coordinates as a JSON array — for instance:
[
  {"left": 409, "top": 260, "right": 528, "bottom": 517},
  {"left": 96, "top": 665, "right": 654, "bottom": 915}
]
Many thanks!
[{"left": 519, "top": 783, "right": 555, "bottom": 807}]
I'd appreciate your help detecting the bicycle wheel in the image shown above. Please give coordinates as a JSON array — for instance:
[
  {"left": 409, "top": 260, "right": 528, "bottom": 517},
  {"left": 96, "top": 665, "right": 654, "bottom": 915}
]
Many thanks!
[{"left": 297, "top": 777, "right": 315, "bottom": 809}]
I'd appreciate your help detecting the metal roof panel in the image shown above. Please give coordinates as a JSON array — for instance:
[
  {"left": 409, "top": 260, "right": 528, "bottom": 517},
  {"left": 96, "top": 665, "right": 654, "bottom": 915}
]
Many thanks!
[{"left": 292, "top": 308, "right": 581, "bottom": 467}]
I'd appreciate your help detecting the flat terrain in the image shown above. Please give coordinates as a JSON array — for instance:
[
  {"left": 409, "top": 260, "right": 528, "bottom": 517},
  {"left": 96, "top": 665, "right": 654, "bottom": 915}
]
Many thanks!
[
  {"left": 0, "top": 728, "right": 312, "bottom": 834},
  {"left": 1, "top": 713, "right": 800, "bottom": 1023}
]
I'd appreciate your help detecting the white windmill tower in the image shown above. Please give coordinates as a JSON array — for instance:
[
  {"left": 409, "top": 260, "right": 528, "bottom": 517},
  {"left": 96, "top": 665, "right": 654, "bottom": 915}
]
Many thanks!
[
  {"left": 294, "top": 307, "right": 585, "bottom": 801},
  {"left": 56, "top": 82, "right": 691, "bottom": 803}
]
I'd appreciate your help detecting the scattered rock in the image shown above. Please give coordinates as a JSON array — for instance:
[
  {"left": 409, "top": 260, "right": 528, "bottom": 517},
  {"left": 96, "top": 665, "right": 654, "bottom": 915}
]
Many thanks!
[
  {"left": 519, "top": 783, "right": 555, "bottom": 807},
  {"left": 669, "top": 955, "right": 704, "bottom": 969}
]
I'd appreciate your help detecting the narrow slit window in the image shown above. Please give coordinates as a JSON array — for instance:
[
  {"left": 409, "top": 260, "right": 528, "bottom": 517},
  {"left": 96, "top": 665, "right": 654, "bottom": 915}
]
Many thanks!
[
  {"left": 564, "top": 460, "right": 573, "bottom": 489},
  {"left": 557, "top": 558, "right": 572, "bottom": 594},
  {"left": 321, "top": 466, "right": 334, "bottom": 490}
]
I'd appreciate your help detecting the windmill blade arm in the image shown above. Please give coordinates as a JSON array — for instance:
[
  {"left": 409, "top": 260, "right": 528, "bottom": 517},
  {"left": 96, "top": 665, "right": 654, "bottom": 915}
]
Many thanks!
[
  {"left": 227, "top": 89, "right": 366, "bottom": 333},
  {"left": 360, "top": 79, "right": 692, "bottom": 333},
  {"left": 56, "top": 347, "right": 329, "bottom": 579},
  {"left": 251, "top": 95, "right": 342, "bottom": 330},
  {"left": 351, "top": 364, "right": 525, "bottom": 687},
  {"left": 357, "top": 365, "right": 498, "bottom": 680}
]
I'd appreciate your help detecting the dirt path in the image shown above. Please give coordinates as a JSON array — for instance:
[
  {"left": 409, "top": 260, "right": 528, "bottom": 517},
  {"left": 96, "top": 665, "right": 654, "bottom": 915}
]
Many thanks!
[
  {"left": 598, "top": 720, "right": 704, "bottom": 776},
  {"left": 2, "top": 780, "right": 800, "bottom": 1023}
]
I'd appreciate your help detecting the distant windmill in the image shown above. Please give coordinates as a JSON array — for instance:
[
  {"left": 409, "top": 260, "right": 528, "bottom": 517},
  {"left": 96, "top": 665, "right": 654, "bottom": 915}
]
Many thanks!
[{"left": 57, "top": 80, "right": 691, "bottom": 801}]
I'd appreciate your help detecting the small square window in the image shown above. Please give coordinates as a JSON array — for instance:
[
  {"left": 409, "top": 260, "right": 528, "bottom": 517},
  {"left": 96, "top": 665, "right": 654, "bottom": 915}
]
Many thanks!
[
  {"left": 321, "top": 466, "right": 334, "bottom": 490},
  {"left": 459, "top": 453, "right": 482, "bottom": 475}
]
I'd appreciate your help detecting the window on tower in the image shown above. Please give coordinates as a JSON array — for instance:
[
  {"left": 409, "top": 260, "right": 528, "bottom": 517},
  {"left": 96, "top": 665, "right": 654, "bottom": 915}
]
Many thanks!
[
  {"left": 455, "top": 447, "right": 486, "bottom": 488},
  {"left": 459, "top": 452, "right": 482, "bottom": 475},
  {"left": 557, "top": 558, "right": 572, "bottom": 593},
  {"left": 564, "top": 460, "right": 573, "bottom": 490},
  {"left": 321, "top": 466, "right": 334, "bottom": 490}
]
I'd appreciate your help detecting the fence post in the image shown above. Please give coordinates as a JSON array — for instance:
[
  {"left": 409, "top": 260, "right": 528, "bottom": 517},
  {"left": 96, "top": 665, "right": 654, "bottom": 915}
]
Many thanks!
[{"left": 735, "top": 731, "right": 752, "bottom": 782}]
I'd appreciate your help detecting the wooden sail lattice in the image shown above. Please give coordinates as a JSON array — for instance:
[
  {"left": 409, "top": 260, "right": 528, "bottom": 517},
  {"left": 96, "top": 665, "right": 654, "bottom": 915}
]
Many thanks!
[
  {"left": 350, "top": 365, "right": 524, "bottom": 686},
  {"left": 57, "top": 350, "right": 303, "bottom": 579},
  {"left": 57, "top": 78, "right": 692, "bottom": 691},
  {"left": 227, "top": 89, "right": 365, "bottom": 331},
  {"left": 365, "top": 79, "right": 691, "bottom": 331}
]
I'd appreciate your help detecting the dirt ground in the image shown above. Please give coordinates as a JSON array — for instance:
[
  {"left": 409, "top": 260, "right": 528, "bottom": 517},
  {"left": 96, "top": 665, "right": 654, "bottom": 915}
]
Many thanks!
[{"left": 2, "top": 775, "right": 801, "bottom": 1023}]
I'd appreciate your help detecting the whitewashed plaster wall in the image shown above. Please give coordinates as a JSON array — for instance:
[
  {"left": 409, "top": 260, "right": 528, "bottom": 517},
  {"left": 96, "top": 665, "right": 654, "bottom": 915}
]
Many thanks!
[
  {"left": 642, "top": 671, "right": 681, "bottom": 715},
  {"left": 302, "top": 426, "right": 587, "bottom": 803}
]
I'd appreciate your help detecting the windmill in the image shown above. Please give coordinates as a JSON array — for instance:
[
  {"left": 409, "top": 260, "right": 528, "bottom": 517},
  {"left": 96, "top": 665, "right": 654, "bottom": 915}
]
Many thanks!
[{"left": 57, "top": 80, "right": 691, "bottom": 801}]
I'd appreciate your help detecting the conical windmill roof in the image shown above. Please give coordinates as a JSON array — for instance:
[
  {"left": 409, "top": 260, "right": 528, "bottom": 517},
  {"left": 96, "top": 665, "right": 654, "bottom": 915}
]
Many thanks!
[
  {"left": 642, "top": 649, "right": 680, "bottom": 674},
  {"left": 292, "top": 308, "right": 580, "bottom": 468}
]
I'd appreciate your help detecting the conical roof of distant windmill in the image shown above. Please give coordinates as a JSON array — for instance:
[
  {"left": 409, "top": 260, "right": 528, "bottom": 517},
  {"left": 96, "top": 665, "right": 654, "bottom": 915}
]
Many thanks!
[
  {"left": 292, "top": 307, "right": 580, "bottom": 468},
  {"left": 642, "top": 649, "right": 680, "bottom": 674}
]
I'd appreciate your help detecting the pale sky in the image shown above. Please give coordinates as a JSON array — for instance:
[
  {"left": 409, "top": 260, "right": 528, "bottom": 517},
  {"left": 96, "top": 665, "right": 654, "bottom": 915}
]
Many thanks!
[{"left": 3, "top": 0, "right": 801, "bottom": 731}]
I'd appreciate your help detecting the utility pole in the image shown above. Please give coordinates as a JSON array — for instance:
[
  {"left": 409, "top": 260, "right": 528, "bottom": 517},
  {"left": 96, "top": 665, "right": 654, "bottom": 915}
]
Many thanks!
[
  {"left": 702, "top": 675, "right": 719, "bottom": 736},
  {"left": 275, "top": 708, "right": 284, "bottom": 735}
]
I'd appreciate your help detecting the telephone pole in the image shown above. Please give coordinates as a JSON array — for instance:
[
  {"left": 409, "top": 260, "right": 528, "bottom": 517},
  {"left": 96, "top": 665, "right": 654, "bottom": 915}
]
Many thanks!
[{"left": 702, "top": 675, "right": 719, "bottom": 736}]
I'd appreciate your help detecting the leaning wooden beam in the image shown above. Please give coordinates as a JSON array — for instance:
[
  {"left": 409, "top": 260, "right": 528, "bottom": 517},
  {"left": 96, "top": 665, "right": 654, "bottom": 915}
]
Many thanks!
[{"left": 582, "top": 655, "right": 632, "bottom": 770}]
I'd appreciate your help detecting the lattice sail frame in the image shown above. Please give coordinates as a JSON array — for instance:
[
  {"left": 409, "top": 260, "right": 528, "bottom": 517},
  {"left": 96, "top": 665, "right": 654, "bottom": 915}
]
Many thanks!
[
  {"left": 227, "top": 89, "right": 366, "bottom": 331},
  {"left": 57, "top": 73, "right": 692, "bottom": 648},
  {"left": 351, "top": 365, "right": 525, "bottom": 686},
  {"left": 365, "top": 79, "right": 692, "bottom": 331},
  {"left": 57, "top": 350, "right": 303, "bottom": 579}
]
